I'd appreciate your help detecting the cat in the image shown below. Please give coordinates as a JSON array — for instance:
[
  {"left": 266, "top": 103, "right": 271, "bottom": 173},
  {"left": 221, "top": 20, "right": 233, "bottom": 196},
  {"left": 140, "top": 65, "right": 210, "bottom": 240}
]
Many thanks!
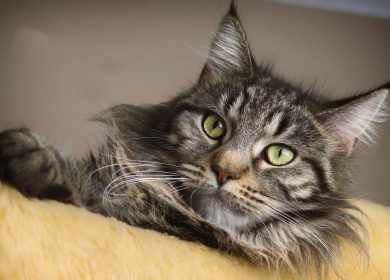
[{"left": 0, "top": 2, "right": 388, "bottom": 277}]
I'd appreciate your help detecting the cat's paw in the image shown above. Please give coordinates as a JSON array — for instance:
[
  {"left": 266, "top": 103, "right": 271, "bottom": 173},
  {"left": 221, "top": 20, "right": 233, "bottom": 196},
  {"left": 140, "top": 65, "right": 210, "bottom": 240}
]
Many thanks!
[
  {"left": 0, "top": 128, "right": 48, "bottom": 158},
  {"left": 0, "top": 128, "right": 71, "bottom": 199}
]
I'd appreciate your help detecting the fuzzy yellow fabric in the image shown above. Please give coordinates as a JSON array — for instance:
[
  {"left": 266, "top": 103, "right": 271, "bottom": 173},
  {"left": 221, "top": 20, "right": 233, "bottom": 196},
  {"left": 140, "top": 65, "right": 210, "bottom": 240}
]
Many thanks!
[{"left": 0, "top": 183, "right": 389, "bottom": 280}]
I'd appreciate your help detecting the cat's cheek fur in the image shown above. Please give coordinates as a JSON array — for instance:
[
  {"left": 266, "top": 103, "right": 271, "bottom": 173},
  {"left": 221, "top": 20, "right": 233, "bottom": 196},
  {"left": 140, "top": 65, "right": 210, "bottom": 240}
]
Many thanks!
[{"left": 171, "top": 111, "right": 217, "bottom": 158}]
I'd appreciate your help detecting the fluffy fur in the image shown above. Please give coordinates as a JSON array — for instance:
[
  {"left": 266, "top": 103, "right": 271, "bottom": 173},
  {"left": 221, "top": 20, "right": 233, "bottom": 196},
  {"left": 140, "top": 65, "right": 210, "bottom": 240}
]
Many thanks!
[
  {"left": 1, "top": 183, "right": 390, "bottom": 279},
  {"left": 0, "top": 2, "right": 388, "bottom": 277}
]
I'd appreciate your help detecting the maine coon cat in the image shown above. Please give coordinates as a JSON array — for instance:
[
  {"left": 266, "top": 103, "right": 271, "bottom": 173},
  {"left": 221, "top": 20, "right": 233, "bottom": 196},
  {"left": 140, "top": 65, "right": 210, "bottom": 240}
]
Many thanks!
[{"left": 0, "top": 3, "right": 388, "bottom": 277}]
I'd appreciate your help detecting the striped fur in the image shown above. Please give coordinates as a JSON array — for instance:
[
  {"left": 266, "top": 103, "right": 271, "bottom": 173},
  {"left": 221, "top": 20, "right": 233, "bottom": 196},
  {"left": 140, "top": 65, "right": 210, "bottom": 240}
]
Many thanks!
[{"left": 0, "top": 3, "right": 388, "bottom": 278}]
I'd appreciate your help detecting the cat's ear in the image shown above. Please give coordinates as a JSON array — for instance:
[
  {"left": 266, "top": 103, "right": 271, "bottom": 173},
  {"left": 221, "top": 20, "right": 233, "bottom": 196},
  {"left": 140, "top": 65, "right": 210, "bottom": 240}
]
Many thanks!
[
  {"left": 198, "top": 2, "right": 256, "bottom": 85},
  {"left": 316, "top": 87, "right": 388, "bottom": 156}
]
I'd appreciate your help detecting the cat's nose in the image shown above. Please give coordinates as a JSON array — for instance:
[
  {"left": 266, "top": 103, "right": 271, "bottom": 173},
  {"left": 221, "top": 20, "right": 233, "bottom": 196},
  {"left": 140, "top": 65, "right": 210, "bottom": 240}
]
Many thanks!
[{"left": 211, "top": 164, "right": 241, "bottom": 186}]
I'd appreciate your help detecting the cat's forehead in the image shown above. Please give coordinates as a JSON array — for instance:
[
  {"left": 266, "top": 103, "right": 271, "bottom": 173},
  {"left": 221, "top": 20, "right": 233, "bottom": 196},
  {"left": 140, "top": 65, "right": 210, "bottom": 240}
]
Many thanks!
[
  {"left": 198, "top": 80, "right": 308, "bottom": 123},
  {"left": 227, "top": 86, "right": 305, "bottom": 131}
]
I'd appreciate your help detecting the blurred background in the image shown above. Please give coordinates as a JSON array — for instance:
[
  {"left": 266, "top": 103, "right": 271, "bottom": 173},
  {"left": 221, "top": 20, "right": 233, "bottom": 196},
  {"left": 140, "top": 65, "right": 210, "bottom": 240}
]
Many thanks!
[{"left": 0, "top": 0, "right": 389, "bottom": 205}]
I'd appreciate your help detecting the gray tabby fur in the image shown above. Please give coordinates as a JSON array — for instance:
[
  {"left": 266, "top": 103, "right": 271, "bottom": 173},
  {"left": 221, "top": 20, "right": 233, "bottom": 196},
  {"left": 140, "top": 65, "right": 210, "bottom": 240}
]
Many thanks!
[{"left": 0, "top": 3, "right": 388, "bottom": 278}]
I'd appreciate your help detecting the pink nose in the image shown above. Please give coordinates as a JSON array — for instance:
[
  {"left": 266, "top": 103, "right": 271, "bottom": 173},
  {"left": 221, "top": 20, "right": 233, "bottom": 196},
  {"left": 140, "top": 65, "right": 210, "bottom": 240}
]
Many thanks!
[{"left": 211, "top": 165, "right": 240, "bottom": 186}]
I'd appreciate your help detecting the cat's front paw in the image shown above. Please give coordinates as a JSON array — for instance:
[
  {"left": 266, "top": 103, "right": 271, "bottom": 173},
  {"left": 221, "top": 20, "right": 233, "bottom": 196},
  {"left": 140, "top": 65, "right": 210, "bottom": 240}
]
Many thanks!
[
  {"left": 0, "top": 128, "right": 70, "bottom": 199},
  {"left": 0, "top": 128, "right": 47, "bottom": 158}
]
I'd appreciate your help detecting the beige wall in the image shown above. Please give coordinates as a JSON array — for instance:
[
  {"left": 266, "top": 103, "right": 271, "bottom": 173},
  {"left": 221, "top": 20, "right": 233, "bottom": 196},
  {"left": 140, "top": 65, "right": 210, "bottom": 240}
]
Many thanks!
[{"left": 0, "top": 0, "right": 389, "bottom": 205}]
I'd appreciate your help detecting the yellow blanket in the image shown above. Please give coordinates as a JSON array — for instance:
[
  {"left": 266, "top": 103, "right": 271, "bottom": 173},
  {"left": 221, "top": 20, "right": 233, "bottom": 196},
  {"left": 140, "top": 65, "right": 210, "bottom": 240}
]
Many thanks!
[{"left": 0, "top": 182, "right": 389, "bottom": 279}]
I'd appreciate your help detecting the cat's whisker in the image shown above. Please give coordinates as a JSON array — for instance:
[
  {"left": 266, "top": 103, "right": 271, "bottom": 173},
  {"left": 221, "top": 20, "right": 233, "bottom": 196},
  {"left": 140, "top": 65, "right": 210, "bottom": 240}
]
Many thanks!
[
  {"left": 103, "top": 177, "right": 186, "bottom": 212},
  {"left": 168, "top": 185, "right": 193, "bottom": 194},
  {"left": 243, "top": 188, "right": 340, "bottom": 239},
  {"left": 261, "top": 208, "right": 334, "bottom": 268},
  {"left": 180, "top": 163, "right": 205, "bottom": 172},
  {"left": 90, "top": 160, "right": 186, "bottom": 181},
  {"left": 189, "top": 188, "right": 201, "bottom": 211},
  {"left": 122, "top": 158, "right": 183, "bottom": 169},
  {"left": 89, "top": 162, "right": 161, "bottom": 178},
  {"left": 234, "top": 200, "right": 274, "bottom": 247},
  {"left": 261, "top": 205, "right": 337, "bottom": 264},
  {"left": 129, "top": 175, "right": 188, "bottom": 180},
  {"left": 239, "top": 189, "right": 338, "bottom": 262},
  {"left": 177, "top": 170, "right": 202, "bottom": 180}
]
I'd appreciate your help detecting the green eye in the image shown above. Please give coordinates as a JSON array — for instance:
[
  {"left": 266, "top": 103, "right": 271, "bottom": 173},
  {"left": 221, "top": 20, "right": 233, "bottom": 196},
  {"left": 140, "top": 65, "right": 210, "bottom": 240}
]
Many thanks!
[
  {"left": 265, "top": 144, "right": 295, "bottom": 166},
  {"left": 203, "top": 114, "right": 226, "bottom": 140}
]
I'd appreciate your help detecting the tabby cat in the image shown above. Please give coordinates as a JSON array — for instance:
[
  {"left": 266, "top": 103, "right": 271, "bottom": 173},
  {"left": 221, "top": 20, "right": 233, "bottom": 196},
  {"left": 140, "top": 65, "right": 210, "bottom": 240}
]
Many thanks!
[{"left": 0, "top": 3, "right": 388, "bottom": 277}]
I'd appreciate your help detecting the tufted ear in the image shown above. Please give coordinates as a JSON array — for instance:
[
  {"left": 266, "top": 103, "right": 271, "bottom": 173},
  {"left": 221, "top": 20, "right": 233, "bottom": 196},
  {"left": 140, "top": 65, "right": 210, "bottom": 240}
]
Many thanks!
[
  {"left": 316, "top": 87, "right": 388, "bottom": 156},
  {"left": 198, "top": 2, "right": 256, "bottom": 85}
]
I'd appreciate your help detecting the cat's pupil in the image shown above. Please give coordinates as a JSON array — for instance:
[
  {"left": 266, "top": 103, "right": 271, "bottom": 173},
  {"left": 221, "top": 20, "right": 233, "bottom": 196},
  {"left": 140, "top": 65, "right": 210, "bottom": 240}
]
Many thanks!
[
  {"left": 213, "top": 121, "right": 221, "bottom": 130},
  {"left": 278, "top": 148, "right": 283, "bottom": 158}
]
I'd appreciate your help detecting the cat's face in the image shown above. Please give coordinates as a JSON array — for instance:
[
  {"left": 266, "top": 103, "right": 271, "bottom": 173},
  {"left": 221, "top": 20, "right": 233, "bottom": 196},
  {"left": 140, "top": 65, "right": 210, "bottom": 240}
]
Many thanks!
[
  {"left": 171, "top": 79, "right": 330, "bottom": 232},
  {"left": 164, "top": 7, "right": 388, "bottom": 233}
]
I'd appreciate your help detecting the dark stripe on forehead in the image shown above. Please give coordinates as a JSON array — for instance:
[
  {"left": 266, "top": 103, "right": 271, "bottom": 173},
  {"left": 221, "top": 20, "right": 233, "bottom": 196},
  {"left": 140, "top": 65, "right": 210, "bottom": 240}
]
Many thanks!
[
  {"left": 301, "top": 157, "right": 330, "bottom": 193},
  {"left": 263, "top": 109, "right": 278, "bottom": 125},
  {"left": 273, "top": 116, "right": 289, "bottom": 137},
  {"left": 238, "top": 88, "right": 250, "bottom": 115}
]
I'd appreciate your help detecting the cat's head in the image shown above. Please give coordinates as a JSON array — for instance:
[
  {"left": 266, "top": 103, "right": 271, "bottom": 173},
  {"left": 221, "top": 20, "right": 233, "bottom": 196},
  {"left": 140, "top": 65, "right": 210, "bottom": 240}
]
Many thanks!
[
  {"left": 165, "top": 4, "right": 388, "bottom": 234},
  {"left": 103, "top": 2, "right": 388, "bottom": 273}
]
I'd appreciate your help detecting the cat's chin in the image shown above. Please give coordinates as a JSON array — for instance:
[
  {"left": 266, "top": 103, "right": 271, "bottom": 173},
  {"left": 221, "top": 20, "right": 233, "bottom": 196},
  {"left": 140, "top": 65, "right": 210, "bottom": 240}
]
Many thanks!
[{"left": 189, "top": 187, "right": 256, "bottom": 233}]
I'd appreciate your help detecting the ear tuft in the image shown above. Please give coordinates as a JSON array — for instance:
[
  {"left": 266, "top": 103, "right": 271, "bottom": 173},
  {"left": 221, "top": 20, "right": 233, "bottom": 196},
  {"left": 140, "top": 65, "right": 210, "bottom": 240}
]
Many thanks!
[
  {"left": 228, "top": 0, "right": 238, "bottom": 17},
  {"left": 316, "top": 88, "right": 388, "bottom": 156},
  {"left": 199, "top": 2, "right": 255, "bottom": 85}
]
